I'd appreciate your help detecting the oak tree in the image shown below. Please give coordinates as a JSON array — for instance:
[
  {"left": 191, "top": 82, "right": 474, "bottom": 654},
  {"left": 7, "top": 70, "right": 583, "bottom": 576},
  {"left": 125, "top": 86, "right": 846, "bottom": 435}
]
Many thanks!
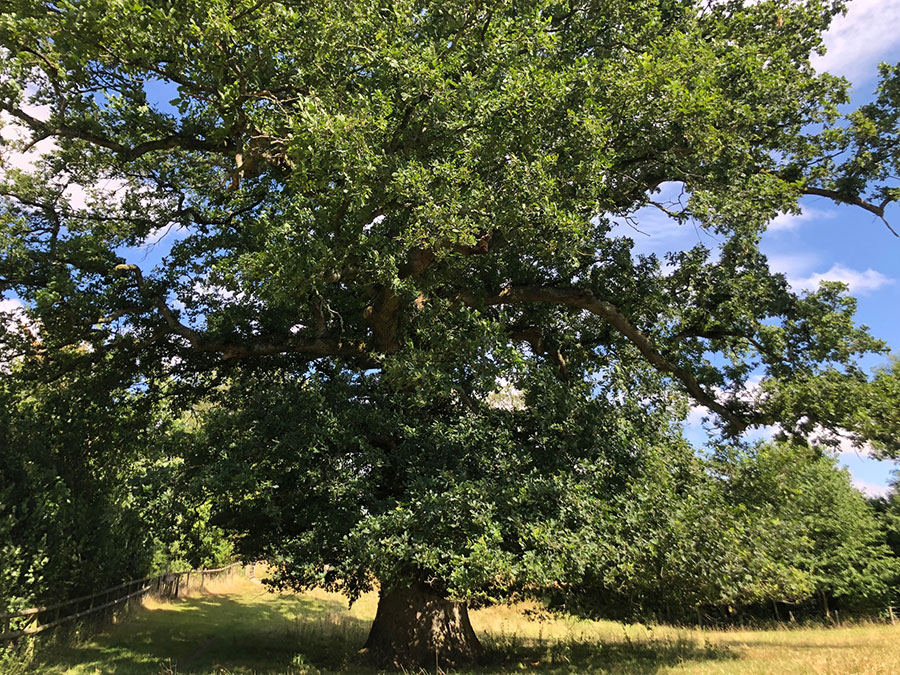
[{"left": 2, "top": 0, "right": 899, "bottom": 666}]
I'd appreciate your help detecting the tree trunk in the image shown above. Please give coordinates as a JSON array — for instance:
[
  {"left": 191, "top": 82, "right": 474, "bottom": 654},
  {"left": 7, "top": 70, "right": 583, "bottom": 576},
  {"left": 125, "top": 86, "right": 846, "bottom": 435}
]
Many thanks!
[
  {"left": 361, "top": 581, "right": 483, "bottom": 669},
  {"left": 820, "top": 588, "right": 831, "bottom": 620}
]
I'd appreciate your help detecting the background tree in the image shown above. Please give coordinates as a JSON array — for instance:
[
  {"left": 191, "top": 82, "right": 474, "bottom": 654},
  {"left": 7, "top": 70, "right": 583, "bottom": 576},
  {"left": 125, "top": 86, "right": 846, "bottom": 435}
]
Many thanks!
[
  {"left": 870, "top": 474, "right": 900, "bottom": 606},
  {"left": 2, "top": 0, "right": 900, "bottom": 667},
  {"left": 181, "top": 362, "right": 691, "bottom": 665},
  {"left": 530, "top": 440, "right": 899, "bottom": 626},
  {"left": 551, "top": 442, "right": 813, "bottom": 625},
  {"left": 0, "top": 355, "right": 155, "bottom": 616},
  {"left": 0, "top": 356, "right": 234, "bottom": 623},
  {"left": 722, "top": 442, "right": 898, "bottom": 620},
  {"left": 880, "top": 482, "right": 900, "bottom": 563}
]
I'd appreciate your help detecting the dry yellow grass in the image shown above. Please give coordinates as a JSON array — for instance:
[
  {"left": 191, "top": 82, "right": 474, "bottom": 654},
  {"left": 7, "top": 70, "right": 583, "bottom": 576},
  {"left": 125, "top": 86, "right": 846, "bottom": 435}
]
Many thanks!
[
  {"left": 23, "top": 573, "right": 900, "bottom": 674},
  {"left": 471, "top": 600, "right": 900, "bottom": 674},
  {"left": 295, "top": 585, "right": 900, "bottom": 674}
]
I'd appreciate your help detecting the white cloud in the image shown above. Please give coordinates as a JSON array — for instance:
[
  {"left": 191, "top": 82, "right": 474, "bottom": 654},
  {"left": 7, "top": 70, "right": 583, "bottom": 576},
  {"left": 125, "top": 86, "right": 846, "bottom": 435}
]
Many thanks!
[
  {"left": 2, "top": 95, "right": 128, "bottom": 211},
  {"left": 684, "top": 404, "right": 709, "bottom": 428},
  {"left": 812, "top": 0, "right": 900, "bottom": 87},
  {"left": 137, "top": 222, "right": 187, "bottom": 248},
  {"left": 768, "top": 248, "right": 894, "bottom": 296},
  {"left": 188, "top": 278, "right": 257, "bottom": 311},
  {"left": 809, "top": 426, "right": 878, "bottom": 457},
  {"left": 765, "top": 255, "right": 892, "bottom": 296},
  {"left": 0, "top": 297, "right": 28, "bottom": 337},
  {"left": 62, "top": 178, "right": 129, "bottom": 211},
  {"left": 682, "top": 376, "right": 775, "bottom": 442},
  {"left": 363, "top": 214, "right": 385, "bottom": 232},
  {"left": 802, "top": 427, "right": 892, "bottom": 498},
  {"left": 487, "top": 377, "right": 525, "bottom": 411},
  {"left": 1, "top": 113, "right": 57, "bottom": 176},
  {"left": 768, "top": 207, "right": 837, "bottom": 232},
  {"left": 2, "top": 110, "right": 134, "bottom": 220},
  {"left": 0, "top": 87, "right": 54, "bottom": 176},
  {"left": 851, "top": 477, "right": 891, "bottom": 498},
  {"left": 192, "top": 280, "right": 243, "bottom": 304},
  {"left": 0, "top": 298, "right": 30, "bottom": 372},
  {"left": 743, "top": 424, "right": 778, "bottom": 443},
  {"left": 0, "top": 297, "right": 24, "bottom": 316},
  {"left": 767, "top": 252, "right": 821, "bottom": 279},
  {"left": 790, "top": 263, "right": 894, "bottom": 294}
]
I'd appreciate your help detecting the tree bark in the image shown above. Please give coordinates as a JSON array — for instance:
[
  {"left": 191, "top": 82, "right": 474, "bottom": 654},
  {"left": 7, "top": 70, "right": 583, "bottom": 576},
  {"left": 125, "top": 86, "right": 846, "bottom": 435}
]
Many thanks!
[
  {"left": 361, "top": 582, "right": 483, "bottom": 669},
  {"left": 819, "top": 588, "right": 831, "bottom": 620}
]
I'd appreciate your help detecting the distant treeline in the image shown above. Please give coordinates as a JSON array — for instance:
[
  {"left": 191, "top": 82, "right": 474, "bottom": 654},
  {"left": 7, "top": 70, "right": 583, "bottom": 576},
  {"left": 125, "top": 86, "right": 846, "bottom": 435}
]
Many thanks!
[{"left": 549, "top": 443, "right": 900, "bottom": 626}]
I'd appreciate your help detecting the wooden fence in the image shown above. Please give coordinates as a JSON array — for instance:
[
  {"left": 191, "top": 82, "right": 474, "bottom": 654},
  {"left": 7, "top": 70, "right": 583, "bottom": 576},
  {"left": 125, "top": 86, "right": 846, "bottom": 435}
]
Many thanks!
[{"left": 0, "top": 562, "right": 244, "bottom": 643}]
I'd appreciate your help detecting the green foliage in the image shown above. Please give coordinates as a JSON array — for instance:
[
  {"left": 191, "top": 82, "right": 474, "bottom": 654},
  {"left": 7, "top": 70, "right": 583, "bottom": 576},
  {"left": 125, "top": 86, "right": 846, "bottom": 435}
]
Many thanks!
[
  {"left": 723, "top": 442, "right": 899, "bottom": 615},
  {"left": 884, "top": 485, "right": 900, "bottom": 563},
  {"left": 1, "top": 0, "right": 896, "bottom": 440},
  {"left": 855, "top": 358, "right": 900, "bottom": 457},
  {"left": 551, "top": 441, "right": 898, "bottom": 623},
  {"left": 1, "top": 0, "right": 900, "bottom": 643},
  {"left": 0, "top": 363, "right": 154, "bottom": 612},
  {"left": 871, "top": 474, "right": 900, "bottom": 598},
  {"left": 555, "top": 445, "right": 809, "bottom": 622},
  {"left": 0, "top": 364, "right": 233, "bottom": 615},
  {"left": 178, "top": 366, "right": 689, "bottom": 605}
]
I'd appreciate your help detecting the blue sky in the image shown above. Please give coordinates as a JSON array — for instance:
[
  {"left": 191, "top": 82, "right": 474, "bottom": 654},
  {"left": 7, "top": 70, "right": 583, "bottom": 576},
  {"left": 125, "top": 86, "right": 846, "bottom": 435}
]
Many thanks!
[
  {"left": 753, "top": 0, "right": 900, "bottom": 496},
  {"left": 613, "top": 0, "right": 900, "bottom": 496},
  {"left": 2, "top": 0, "right": 899, "bottom": 494}
]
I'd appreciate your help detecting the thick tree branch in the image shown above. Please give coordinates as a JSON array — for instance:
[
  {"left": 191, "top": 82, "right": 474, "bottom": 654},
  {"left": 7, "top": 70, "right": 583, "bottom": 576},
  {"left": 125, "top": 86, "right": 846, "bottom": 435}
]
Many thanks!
[
  {"left": 112, "top": 264, "right": 375, "bottom": 365},
  {"left": 801, "top": 186, "right": 898, "bottom": 237},
  {"left": 1, "top": 104, "right": 234, "bottom": 161},
  {"left": 465, "top": 286, "right": 746, "bottom": 431},
  {"left": 364, "top": 287, "right": 401, "bottom": 353},
  {"left": 398, "top": 233, "right": 496, "bottom": 279},
  {"left": 507, "top": 326, "right": 569, "bottom": 379}
]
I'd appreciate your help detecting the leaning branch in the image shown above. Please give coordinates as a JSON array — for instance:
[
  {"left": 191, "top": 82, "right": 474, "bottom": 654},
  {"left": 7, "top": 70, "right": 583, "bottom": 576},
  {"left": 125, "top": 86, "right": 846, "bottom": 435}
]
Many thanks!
[
  {"left": 112, "top": 264, "right": 375, "bottom": 365},
  {"left": 507, "top": 325, "right": 569, "bottom": 380},
  {"left": 802, "top": 186, "right": 898, "bottom": 237},
  {"left": 463, "top": 286, "right": 746, "bottom": 431},
  {"left": 1, "top": 105, "right": 234, "bottom": 162}
]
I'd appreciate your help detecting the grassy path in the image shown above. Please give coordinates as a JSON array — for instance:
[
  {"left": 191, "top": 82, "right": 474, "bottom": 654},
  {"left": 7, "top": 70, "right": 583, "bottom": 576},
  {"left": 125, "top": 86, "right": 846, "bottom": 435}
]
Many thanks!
[{"left": 27, "top": 575, "right": 900, "bottom": 674}]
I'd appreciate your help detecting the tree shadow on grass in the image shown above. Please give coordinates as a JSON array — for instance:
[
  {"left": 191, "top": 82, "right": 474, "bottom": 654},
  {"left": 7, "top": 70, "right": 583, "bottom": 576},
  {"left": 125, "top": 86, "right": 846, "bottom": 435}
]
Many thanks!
[
  {"left": 29, "top": 590, "right": 737, "bottom": 674},
  {"left": 475, "top": 633, "right": 737, "bottom": 674},
  {"left": 28, "top": 589, "right": 375, "bottom": 674}
]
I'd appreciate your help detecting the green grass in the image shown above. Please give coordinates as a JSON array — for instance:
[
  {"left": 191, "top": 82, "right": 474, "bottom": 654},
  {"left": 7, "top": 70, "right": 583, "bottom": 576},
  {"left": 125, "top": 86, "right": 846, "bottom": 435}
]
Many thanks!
[{"left": 21, "top": 575, "right": 900, "bottom": 674}]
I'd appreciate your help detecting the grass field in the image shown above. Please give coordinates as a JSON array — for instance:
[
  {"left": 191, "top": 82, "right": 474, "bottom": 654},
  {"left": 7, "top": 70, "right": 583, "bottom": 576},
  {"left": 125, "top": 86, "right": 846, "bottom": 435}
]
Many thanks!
[{"left": 22, "top": 573, "right": 900, "bottom": 674}]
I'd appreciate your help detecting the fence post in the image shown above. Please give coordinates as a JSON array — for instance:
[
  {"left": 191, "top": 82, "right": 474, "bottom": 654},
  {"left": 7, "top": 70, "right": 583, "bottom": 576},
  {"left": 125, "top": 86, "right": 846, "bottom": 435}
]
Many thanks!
[{"left": 889, "top": 606, "right": 895, "bottom": 625}]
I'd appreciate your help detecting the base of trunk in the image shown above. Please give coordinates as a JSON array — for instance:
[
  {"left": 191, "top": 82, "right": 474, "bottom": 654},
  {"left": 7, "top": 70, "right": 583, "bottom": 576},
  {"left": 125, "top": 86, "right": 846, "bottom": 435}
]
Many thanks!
[{"left": 361, "top": 581, "right": 483, "bottom": 669}]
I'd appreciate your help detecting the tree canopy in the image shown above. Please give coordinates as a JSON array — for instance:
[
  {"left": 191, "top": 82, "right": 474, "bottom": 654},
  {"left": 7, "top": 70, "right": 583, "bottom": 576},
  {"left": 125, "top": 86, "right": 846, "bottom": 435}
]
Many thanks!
[{"left": 2, "top": 0, "right": 900, "bottom": 668}]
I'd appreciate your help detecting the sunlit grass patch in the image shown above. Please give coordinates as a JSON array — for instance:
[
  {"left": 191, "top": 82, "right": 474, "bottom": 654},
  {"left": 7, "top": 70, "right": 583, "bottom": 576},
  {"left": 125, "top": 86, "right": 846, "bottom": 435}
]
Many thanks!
[{"left": 22, "top": 574, "right": 900, "bottom": 674}]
